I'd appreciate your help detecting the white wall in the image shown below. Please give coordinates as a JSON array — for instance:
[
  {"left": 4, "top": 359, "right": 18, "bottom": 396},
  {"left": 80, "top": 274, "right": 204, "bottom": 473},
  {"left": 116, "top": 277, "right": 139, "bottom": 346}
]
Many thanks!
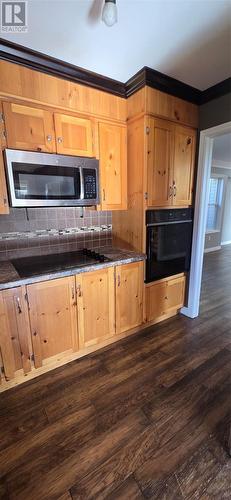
[{"left": 221, "top": 177, "right": 231, "bottom": 244}]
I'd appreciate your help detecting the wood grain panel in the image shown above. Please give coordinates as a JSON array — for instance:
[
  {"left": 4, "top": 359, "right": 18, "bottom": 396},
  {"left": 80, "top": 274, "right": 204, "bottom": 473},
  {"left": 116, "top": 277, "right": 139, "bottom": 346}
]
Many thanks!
[
  {"left": 146, "top": 116, "right": 174, "bottom": 207},
  {"left": 76, "top": 267, "right": 115, "bottom": 348},
  {"left": 27, "top": 276, "right": 78, "bottom": 368},
  {"left": 172, "top": 125, "right": 196, "bottom": 206},
  {"left": 54, "top": 113, "right": 93, "bottom": 157},
  {"left": 0, "top": 286, "right": 32, "bottom": 380},
  {"left": 0, "top": 61, "right": 127, "bottom": 122},
  {"left": 145, "top": 275, "right": 186, "bottom": 323},
  {"left": 116, "top": 261, "right": 144, "bottom": 334},
  {"left": 3, "top": 101, "right": 56, "bottom": 152},
  {"left": 112, "top": 116, "right": 145, "bottom": 251},
  {"left": 145, "top": 86, "right": 199, "bottom": 127},
  {"left": 99, "top": 122, "right": 127, "bottom": 210}
]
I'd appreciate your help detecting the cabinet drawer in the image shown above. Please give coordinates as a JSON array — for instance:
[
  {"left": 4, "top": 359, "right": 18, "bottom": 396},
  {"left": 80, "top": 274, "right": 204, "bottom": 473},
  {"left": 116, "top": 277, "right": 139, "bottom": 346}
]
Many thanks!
[{"left": 145, "top": 275, "right": 186, "bottom": 323}]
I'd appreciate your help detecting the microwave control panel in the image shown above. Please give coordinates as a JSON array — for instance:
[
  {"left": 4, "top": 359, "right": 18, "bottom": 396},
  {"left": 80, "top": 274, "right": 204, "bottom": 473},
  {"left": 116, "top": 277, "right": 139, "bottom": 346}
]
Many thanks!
[{"left": 83, "top": 169, "right": 97, "bottom": 199}]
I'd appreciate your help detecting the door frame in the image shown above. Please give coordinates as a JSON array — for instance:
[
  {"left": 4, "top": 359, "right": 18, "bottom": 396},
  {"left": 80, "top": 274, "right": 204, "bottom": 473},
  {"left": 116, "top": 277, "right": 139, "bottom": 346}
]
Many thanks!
[{"left": 181, "top": 120, "right": 231, "bottom": 319}]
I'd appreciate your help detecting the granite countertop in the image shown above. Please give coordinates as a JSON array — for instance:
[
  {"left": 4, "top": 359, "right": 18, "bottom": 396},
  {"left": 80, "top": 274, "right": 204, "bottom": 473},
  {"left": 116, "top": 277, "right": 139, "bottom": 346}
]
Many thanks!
[{"left": 0, "top": 248, "right": 146, "bottom": 290}]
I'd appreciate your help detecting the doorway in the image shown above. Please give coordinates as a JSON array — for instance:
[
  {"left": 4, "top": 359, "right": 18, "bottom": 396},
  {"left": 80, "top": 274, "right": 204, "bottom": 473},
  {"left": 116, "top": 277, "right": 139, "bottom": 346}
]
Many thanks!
[{"left": 181, "top": 121, "right": 231, "bottom": 318}]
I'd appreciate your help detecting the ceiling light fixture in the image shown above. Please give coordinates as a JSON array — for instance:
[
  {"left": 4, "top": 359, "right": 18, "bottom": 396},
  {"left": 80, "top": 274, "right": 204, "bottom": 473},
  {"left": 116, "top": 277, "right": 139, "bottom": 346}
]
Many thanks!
[{"left": 102, "top": 0, "right": 117, "bottom": 27}]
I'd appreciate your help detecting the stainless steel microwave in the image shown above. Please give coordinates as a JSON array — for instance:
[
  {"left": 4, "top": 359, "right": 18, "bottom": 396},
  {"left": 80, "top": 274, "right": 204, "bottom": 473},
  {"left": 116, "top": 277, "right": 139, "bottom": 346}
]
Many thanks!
[{"left": 4, "top": 149, "right": 100, "bottom": 207}]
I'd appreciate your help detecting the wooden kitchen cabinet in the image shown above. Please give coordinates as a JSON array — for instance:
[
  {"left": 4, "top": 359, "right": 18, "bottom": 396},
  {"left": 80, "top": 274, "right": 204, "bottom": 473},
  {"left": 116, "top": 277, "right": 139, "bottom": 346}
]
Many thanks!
[
  {"left": 172, "top": 125, "right": 196, "bottom": 206},
  {"left": 0, "top": 287, "right": 32, "bottom": 380},
  {"left": 3, "top": 102, "right": 56, "bottom": 153},
  {"left": 27, "top": 276, "right": 78, "bottom": 368},
  {"left": 76, "top": 267, "right": 115, "bottom": 348},
  {"left": 146, "top": 118, "right": 196, "bottom": 207},
  {"left": 145, "top": 275, "right": 186, "bottom": 323},
  {"left": 116, "top": 261, "right": 143, "bottom": 334},
  {"left": 146, "top": 117, "right": 174, "bottom": 207},
  {"left": 54, "top": 113, "right": 94, "bottom": 157},
  {"left": 99, "top": 122, "right": 127, "bottom": 210}
]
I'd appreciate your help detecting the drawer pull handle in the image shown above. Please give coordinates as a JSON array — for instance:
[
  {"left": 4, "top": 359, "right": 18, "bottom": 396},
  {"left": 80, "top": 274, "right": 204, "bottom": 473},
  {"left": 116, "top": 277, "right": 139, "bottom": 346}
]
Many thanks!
[
  {"left": 16, "top": 297, "right": 22, "bottom": 314},
  {"left": 46, "top": 135, "right": 52, "bottom": 142},
  {"left": 57, "top": 137, "right": 63, "bottom": 144}
]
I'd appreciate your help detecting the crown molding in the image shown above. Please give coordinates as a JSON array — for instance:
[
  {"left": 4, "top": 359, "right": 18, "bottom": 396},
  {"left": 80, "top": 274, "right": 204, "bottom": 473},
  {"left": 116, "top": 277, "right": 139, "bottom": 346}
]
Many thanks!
[
  {"left": 200, "top": 78, "right": 231, "bottom": 105},
  {"left": 0, "top": 38, "right": 126, "bottom": 98},
  {"left": 0, "top": 38, "right": 230, "bottom": 106},
  {"left": 125, "top": 66, "right": 201, "bottom": 104}
]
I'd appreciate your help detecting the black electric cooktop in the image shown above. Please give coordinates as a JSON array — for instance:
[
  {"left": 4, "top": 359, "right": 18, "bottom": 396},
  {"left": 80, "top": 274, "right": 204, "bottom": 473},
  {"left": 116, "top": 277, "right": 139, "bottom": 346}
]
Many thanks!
[{"left": 11, "top": 249, "right": 111, "bottom": 278}]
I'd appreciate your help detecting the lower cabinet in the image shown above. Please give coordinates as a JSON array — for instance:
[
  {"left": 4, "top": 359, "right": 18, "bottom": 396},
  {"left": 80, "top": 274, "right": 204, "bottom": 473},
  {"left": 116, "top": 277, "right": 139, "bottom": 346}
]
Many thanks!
[
  {"left": 145, "top": 275, "right": 186, "bottom": 323},
  {"left": 76, "top": 267, "right": 115, "bottom": 348},
  {"left": 0, "top": 260, "right": 146, "bottom": 389},
  {"left": 0, "top": 286, "right": 32, "bottom": 380},
  {"left": 27, "top": 276, "right": 78, "bottom": 368},
  {"left": 116, "top": 261, "right": 144, "bottom": 334}
]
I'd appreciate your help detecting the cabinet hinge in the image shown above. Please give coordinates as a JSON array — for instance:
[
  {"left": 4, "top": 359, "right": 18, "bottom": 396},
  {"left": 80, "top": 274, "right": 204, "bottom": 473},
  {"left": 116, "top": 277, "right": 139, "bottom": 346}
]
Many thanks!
[
  {"left": 30, "top": 353, "right": 35, "bottom": 362},
  {"left": 144, "top": 192, "right": 148, "bottom": 200}
]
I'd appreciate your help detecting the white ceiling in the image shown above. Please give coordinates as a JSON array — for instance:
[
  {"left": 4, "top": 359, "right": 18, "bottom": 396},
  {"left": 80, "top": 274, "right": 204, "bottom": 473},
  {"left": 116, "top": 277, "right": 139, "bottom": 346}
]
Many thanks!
[
  {"left": 1, "top": 0, "right": 231, "bottom": 90},
  {"left": 213, "top": 133, "right": 231, "bottom": 163}
]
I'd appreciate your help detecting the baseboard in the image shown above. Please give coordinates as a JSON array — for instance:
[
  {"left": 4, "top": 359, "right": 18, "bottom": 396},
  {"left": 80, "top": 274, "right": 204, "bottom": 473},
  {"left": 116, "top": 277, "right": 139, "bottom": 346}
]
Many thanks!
[
  {"left": 221, "top": 240, "right": 231, "bottom": 246},
  {"left": 204, "top": 246, "right": 221, "bottom": 253}
]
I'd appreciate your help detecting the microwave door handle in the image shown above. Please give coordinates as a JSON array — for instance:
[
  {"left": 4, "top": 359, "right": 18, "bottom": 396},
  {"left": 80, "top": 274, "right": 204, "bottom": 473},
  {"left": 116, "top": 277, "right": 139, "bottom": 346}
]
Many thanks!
[{"left": 79, "top": 167, "right": 84, "bottom": 200}]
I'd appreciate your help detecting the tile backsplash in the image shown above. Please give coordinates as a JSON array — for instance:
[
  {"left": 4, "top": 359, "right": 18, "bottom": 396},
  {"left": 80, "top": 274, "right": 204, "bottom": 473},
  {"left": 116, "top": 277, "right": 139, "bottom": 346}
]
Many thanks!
[{"left": 0, "top": 208, "right": 112, "bottom": 261}]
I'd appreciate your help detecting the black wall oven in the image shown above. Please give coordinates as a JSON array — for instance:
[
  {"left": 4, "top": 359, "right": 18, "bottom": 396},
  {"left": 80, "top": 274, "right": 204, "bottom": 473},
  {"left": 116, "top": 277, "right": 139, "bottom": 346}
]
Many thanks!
[{"left": 146, "top": 208, "right": 193, "bottom": 283}]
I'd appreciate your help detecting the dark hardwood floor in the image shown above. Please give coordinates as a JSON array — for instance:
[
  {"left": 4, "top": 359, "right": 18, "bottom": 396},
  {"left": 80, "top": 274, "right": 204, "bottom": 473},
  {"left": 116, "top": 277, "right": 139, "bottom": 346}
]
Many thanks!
[{"left": 0, "top": 246, "right": 230, "bottom": 499}]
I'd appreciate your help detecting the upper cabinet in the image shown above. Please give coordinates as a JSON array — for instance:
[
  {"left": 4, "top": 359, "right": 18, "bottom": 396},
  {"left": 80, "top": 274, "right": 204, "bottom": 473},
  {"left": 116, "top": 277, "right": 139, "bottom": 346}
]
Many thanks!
[
  {"left": 146, "top": 117, "right": 196, "bottom": 207},
  {"left": 54, "top": 113, "right": 94, "bottom": 157},
  {"left": 99, "top": 122, "right": 127, "bottom": 210},
  {"left": 147, "top": 117, "right": 174, "bottom": 207},
  {"left": 3, "top": 102, "right": 56, "bottom": 153},
  {"left": 172, "top": 125, "right": 196, "bottom": 206}
]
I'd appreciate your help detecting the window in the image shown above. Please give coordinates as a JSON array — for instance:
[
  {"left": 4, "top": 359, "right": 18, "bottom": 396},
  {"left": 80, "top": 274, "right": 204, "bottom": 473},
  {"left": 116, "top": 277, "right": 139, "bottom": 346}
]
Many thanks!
[{"left": 206, "top": 177, "right": 224, "bottom": 231}]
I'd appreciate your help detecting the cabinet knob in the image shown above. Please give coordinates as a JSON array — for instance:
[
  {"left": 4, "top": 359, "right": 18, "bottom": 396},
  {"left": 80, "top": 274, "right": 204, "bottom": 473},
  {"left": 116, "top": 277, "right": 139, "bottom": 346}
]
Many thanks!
[
  {"left": 57, "top": 137, "right": 63, "bottom": 144},
  {"left": 187, "top": 137, "right": 192, "bottom": 145},
  {"left": 46, "top": 135, "right": 52, "bottom": 142}
]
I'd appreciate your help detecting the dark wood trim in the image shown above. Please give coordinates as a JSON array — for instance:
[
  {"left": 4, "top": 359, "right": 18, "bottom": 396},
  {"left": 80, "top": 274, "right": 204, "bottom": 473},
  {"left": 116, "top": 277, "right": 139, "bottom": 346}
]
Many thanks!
[
  {"left": 0, "top": 38, "right": 230, "bottom": 105},
  {"left": 125, "top": 66, "right": 201, "bottom": 104},
  {"left": 200, "top": 78, "right": 231, "bottom": 105},
  {"left": 0, "top": 38, "right": 126, "bottom": 98}
]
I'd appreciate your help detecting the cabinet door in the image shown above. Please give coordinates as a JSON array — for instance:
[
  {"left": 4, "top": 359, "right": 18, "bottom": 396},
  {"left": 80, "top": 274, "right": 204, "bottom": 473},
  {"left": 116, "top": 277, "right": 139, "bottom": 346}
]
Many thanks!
[
  {"left": 172, "top": 125, "right": 196, "bottom": 206},
  {"left": 147, "top": 117, "right": 174, "bottom": 207},
  {"left": 3, "top": 102, "right": 56, "bottom": 152},
  {"left": 116, "top": 261, "right": 143, "bottom": 334},
  {"left": 76, "top": 267, "right": 115, "bottom": 349},
  {"left": 0, "top": 287, "right": 32, "bottom": 380},
  {"left": 145, "top": 281, "right": 168, "bottom": 323},
  {"left": 99, "top": 122, "right": 127, "bottom": 210},
  {"left": 54, "top": 113, "right": 93, "bottom": 157},
  {"left": 27, "top": 277, "right": 78, "bottom": 368},
  {"left": 166, "top": 276, "right": 186, "bottom": 309}
]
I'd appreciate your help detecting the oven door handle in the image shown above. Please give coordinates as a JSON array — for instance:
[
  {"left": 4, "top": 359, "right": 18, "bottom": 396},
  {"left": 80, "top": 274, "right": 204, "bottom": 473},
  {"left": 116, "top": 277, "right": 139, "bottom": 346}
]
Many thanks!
[{"left": 146, "top": 220, "right": 192, "bottom": 227}]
